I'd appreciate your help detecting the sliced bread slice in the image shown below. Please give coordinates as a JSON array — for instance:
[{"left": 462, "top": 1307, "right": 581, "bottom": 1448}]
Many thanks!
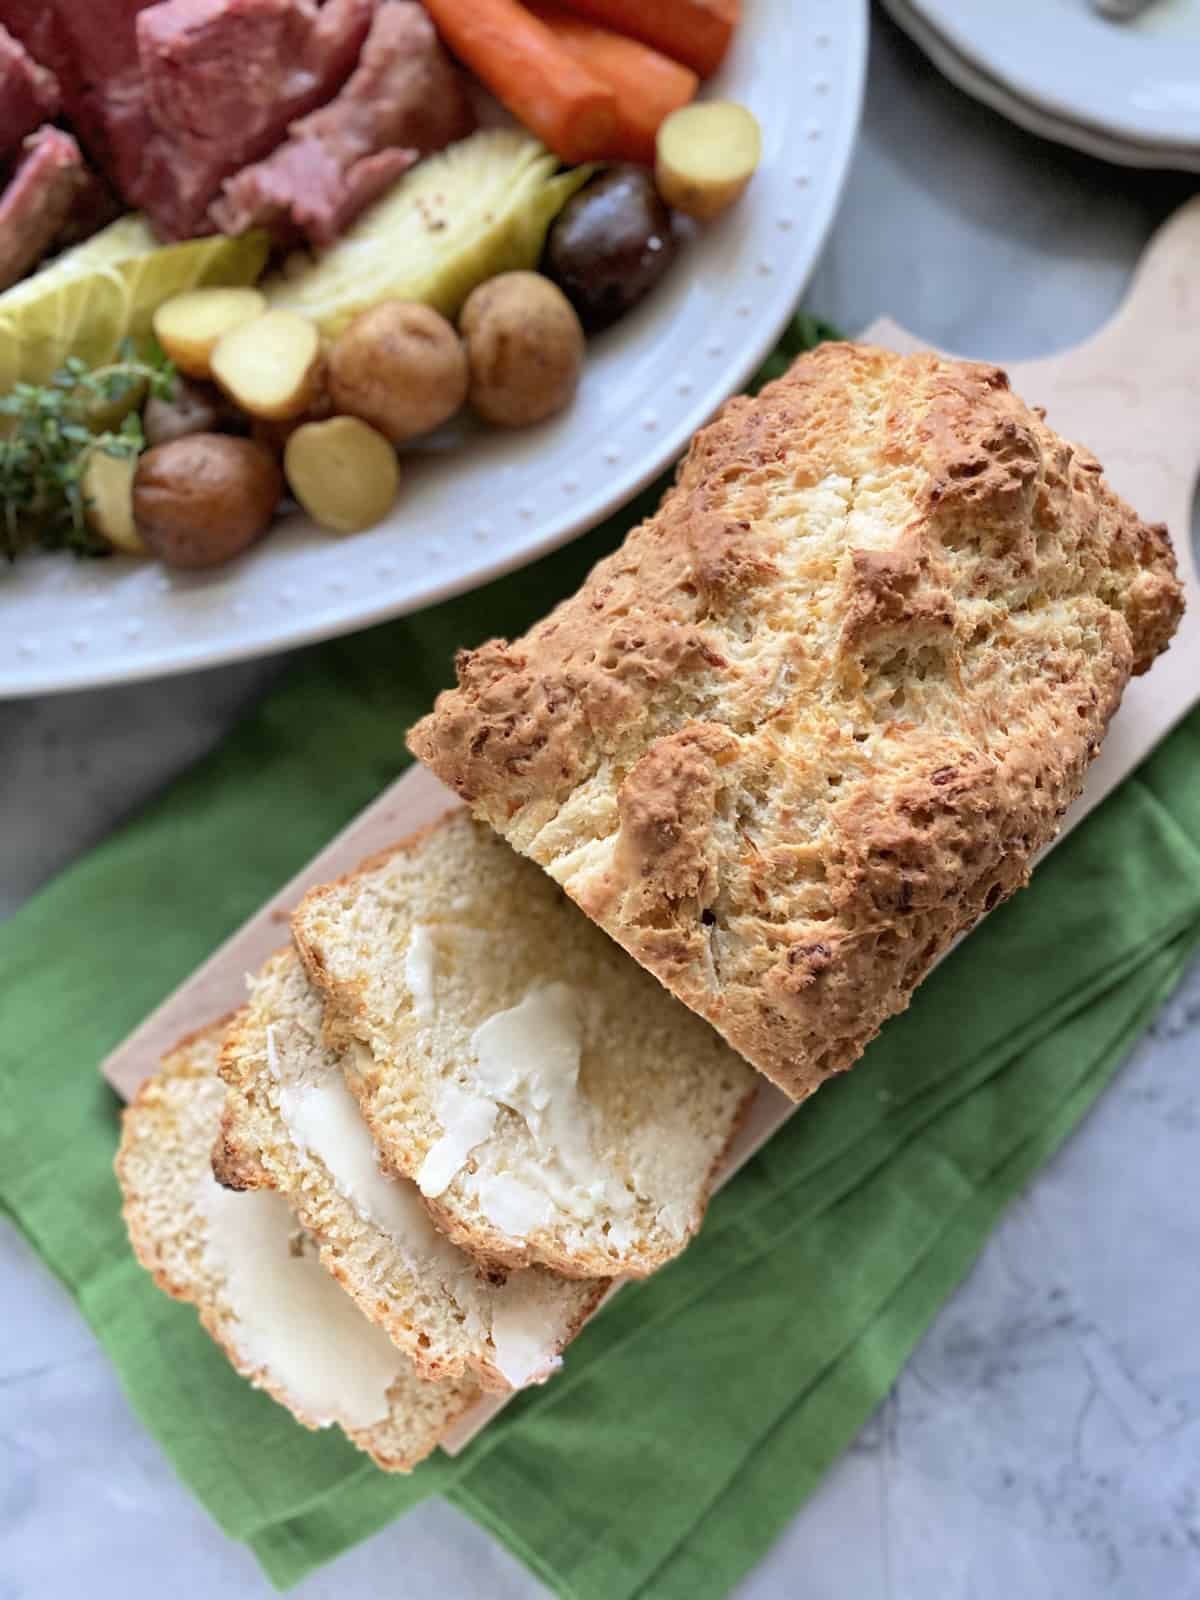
[
  {"left": 291, "top": 810, "right": 759, "bottom": 1279},
  {"left": 116, "top": 1021, "right": 479, "bottom": 1472},
  {"left": 214, "top": 947, "right": 607, "bottom": 1391}
]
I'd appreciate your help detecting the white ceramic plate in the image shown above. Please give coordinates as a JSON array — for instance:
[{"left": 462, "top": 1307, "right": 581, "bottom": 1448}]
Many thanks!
[
  {"left": 0, "top": 0, "right": 868, "bottom": 698},
  {"left": 884, "top": 0, "right": 1200, "bottom": 169},
  {"left": 903, "top": 0, "right": 1200, "bottom": 151}
]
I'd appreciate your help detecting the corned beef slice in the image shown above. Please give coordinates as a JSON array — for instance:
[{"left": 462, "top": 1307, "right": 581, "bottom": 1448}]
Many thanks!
[
  {"left": 214, "top": 139, "right": 415, "bottom": 246},
  {"left": 300, "top": 145, "right": 413, "bottom": 243},
  {"left": 0, "top": 0, "right": 436, "bottom": 250},
  {"left": 211, "top": 0, "right": 473, "bottom": 243},
  {"left": 0, "top": 24, "right": 61, "bottom": 161},
  {"left": 0, "top": 127, "right": 85, "bottom": 290},
  {"left": 0, "top": 1, "right": 75, "bottom": 95},
  {"left": 0, "top": 1, "right": 163, "bottom": 211},
  {"left": 134, "top": 0, "right": 374, "bottom": 237}
]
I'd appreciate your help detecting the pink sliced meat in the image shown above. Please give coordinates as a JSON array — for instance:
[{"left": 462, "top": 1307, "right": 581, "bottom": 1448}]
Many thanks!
[
  {"left": 134, "top": 0, "right": 375, "bottom": 238},
  {"left": 214, "top": 139, "right": 417, "bottom": 246},
  {"left": 0, "top": 126, "right": 85, "bottom": 291},
  {"left": 0, "top": 23, "right": 60, "bottom": 161},
  {"left": 0, "top": 2, "right": 75, "bottom": 96},
  {"left": 1, "top": 2, "right": 164, "bottom": 211},
  {"left": 212, "top": 0, "right": 473, "bottom": 245},
  {"left": 302, "top": 146, "right": 417, "bottom": 243}
]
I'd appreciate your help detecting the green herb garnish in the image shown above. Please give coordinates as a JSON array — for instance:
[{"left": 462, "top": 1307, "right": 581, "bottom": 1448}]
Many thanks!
[{"left": 0, "top": 341, "right": 174, "bottom": 563}]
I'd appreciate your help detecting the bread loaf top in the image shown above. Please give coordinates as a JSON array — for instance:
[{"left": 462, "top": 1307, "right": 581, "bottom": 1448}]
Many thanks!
[{"left": 409, "top": 343, "right": 1184, "bottom": 1100}]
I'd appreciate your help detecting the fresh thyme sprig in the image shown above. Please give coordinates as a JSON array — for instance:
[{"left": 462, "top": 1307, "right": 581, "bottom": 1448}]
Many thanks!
[{"left": 0, "top": 341, "right": 174, "bottom": 563}]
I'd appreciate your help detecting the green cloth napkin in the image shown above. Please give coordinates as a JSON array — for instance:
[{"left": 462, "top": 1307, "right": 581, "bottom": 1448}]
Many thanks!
[{"left": 3, "top": 314, "right": 1199, "bottom": 1599}]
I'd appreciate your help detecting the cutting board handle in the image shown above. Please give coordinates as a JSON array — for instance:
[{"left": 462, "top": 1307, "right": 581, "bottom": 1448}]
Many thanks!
[
  {"left": 1008, "top": 196, "right": 1200, "bottom": 595},
  {"left": 1092, "top": 193, "right": 1200, "bottom": 385},
  {"left": 867, "top": 197, "right": 1200, "bottom": 582}
]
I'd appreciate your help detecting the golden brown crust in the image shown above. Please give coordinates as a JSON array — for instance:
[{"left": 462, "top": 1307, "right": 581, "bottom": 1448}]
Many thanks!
[
  {"left": 408, "top": 343, "right": 1184, "bottom": 1101},
  {"left": 211, "top": 1003, "right": 272, "bottom": 1193}
]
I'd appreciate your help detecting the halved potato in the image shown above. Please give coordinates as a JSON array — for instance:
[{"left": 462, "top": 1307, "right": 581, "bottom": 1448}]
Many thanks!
[
  {"left": 153, "top": 287, "right": 267, "bottom": 379},
  {"left": 284, "top": 416, "right": 399, "bottom": 535},
  {"left": 655, "top": 101, "right": 762, "bottom": 221},
  {"left": 210, "top": 309, "right": 323, "bottom": 421},
  {"left": 82, "top": 447, "right": 146, "bottom": 556}
]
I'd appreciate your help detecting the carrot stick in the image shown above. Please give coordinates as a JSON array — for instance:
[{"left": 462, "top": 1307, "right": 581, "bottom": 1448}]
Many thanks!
[
  {"left": 526, "top": 2, "right": 698, "bottom": 164},
  {"left": 553, "top": 0, "right": 740, "bottom": 78},
  {"left": 421, "top": 0, "right": 617, "bottom": 166}
]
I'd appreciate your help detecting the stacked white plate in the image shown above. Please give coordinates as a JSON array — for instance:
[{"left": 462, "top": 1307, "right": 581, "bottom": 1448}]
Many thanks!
[{"left": 882, "top": 0, "right": 1200, "bottom": 170}]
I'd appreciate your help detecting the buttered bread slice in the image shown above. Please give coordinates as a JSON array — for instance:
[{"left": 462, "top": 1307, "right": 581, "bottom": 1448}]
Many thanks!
[
  {"left": 409, "top": 343, "right": 1184, "bottom": 1102},
  {"left": 214, "top": 947, "right": 606, "bottom": 1390},
  {"left": 291, "top": 811, "right": 758, "bottom": 1279},
  {"left": 116, "top": 1023, "right": 478, "bottom": 1472}
]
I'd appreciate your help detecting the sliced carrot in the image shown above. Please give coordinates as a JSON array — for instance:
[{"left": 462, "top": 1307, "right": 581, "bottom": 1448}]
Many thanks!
[
  {"left": 553, "top": 0, "right": 740, "bottom": 79},
  {"left": 526, "top": 2, "right": 698, "bottom": 164},
  {"left": 422, "top": 0, "right": 617, "bottom": 166}
]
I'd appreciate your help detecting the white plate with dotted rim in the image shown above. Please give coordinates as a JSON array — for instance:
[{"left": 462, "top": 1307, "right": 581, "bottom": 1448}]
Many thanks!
[
  {"left": 1, "top": 0, "right": 868, "bottom": 697},
  {"left": 900, "top": 0, "right": 1200, "bottom": 154}
]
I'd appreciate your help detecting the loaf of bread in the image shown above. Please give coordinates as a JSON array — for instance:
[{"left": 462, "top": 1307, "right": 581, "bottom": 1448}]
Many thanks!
[
  {"left": 291, "top": 810, "right": 759, "bottom": 1279},
  {"left": 116, "top": 1023, "right": 479, "bottom": 1472},
  {"left": 409, "top": 343, "right": 1184, "bottom": 1101},
  {"left": 215, "top": 947, "right": 606, "bottom": 1390}
]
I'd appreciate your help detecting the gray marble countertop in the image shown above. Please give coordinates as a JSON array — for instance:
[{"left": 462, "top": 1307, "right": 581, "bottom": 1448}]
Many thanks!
[{"left": 3, "top": 12, "right": 1199, "bottom": 1599}]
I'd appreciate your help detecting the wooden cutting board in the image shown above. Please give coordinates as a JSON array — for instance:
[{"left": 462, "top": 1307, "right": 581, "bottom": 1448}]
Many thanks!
[{"left": 99, "top": 198, "right": 1200, "bottom": 1449}]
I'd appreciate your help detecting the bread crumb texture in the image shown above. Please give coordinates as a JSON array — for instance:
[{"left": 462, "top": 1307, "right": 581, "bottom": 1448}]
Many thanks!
[
  {"left": 291, "top": 812, "right": 758, "bottom": 1278},
  {"left": 216, "top": 947, "right": 606, "bottom": 1390},
  {"left": 115, "top": 1022, "right": 479, "bottom": 1472},
  {"left": 409, "top": 343, "right": 1184, "bottom": 1100}
]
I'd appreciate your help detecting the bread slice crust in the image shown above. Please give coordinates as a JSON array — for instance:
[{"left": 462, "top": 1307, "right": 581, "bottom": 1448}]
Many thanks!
[
  {"left": 408, "top": 343, "right": 1185, "bottom": 1100},
  {"left": 116, "top": 1021, "right": 479, "bottom": 1472},
  {"left": 215, "top": 947, "right": 607, "bottom": 1389}
]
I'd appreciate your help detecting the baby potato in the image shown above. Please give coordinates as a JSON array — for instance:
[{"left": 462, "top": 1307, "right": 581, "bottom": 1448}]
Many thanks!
[
  {"left": 153, "top": 287, "right": 266, "bottom": 379},
  {"left": 328, "top": 301, "right": 468, "bottom": 443},
  {"left": 460, "top": 272, "right": 584, "bottom": 429},
  {"left": 284, "top": 416, "right": 399, "bottom": 535},
  {"left": 210, "top": 309, "right": 323, "bottom": 421},
  {"left": 655, "top": 101, "right": 762, "bottom": 221},
  {"left": 82, "top": 447, "right": 146, "bottom": 556},
  {"left": 133, "top": 435, "right": 283, "bottom": 569}
]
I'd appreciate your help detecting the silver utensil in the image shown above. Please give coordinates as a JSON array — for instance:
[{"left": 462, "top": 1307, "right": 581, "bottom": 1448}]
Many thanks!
[{"left": 1090, "top": 0, "right": 1159, "bottom": 19}]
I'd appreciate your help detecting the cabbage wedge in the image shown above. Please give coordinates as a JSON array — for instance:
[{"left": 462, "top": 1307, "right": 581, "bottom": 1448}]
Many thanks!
[{"left": 266, "top": 131, "right": 592, "bottom": 335}]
